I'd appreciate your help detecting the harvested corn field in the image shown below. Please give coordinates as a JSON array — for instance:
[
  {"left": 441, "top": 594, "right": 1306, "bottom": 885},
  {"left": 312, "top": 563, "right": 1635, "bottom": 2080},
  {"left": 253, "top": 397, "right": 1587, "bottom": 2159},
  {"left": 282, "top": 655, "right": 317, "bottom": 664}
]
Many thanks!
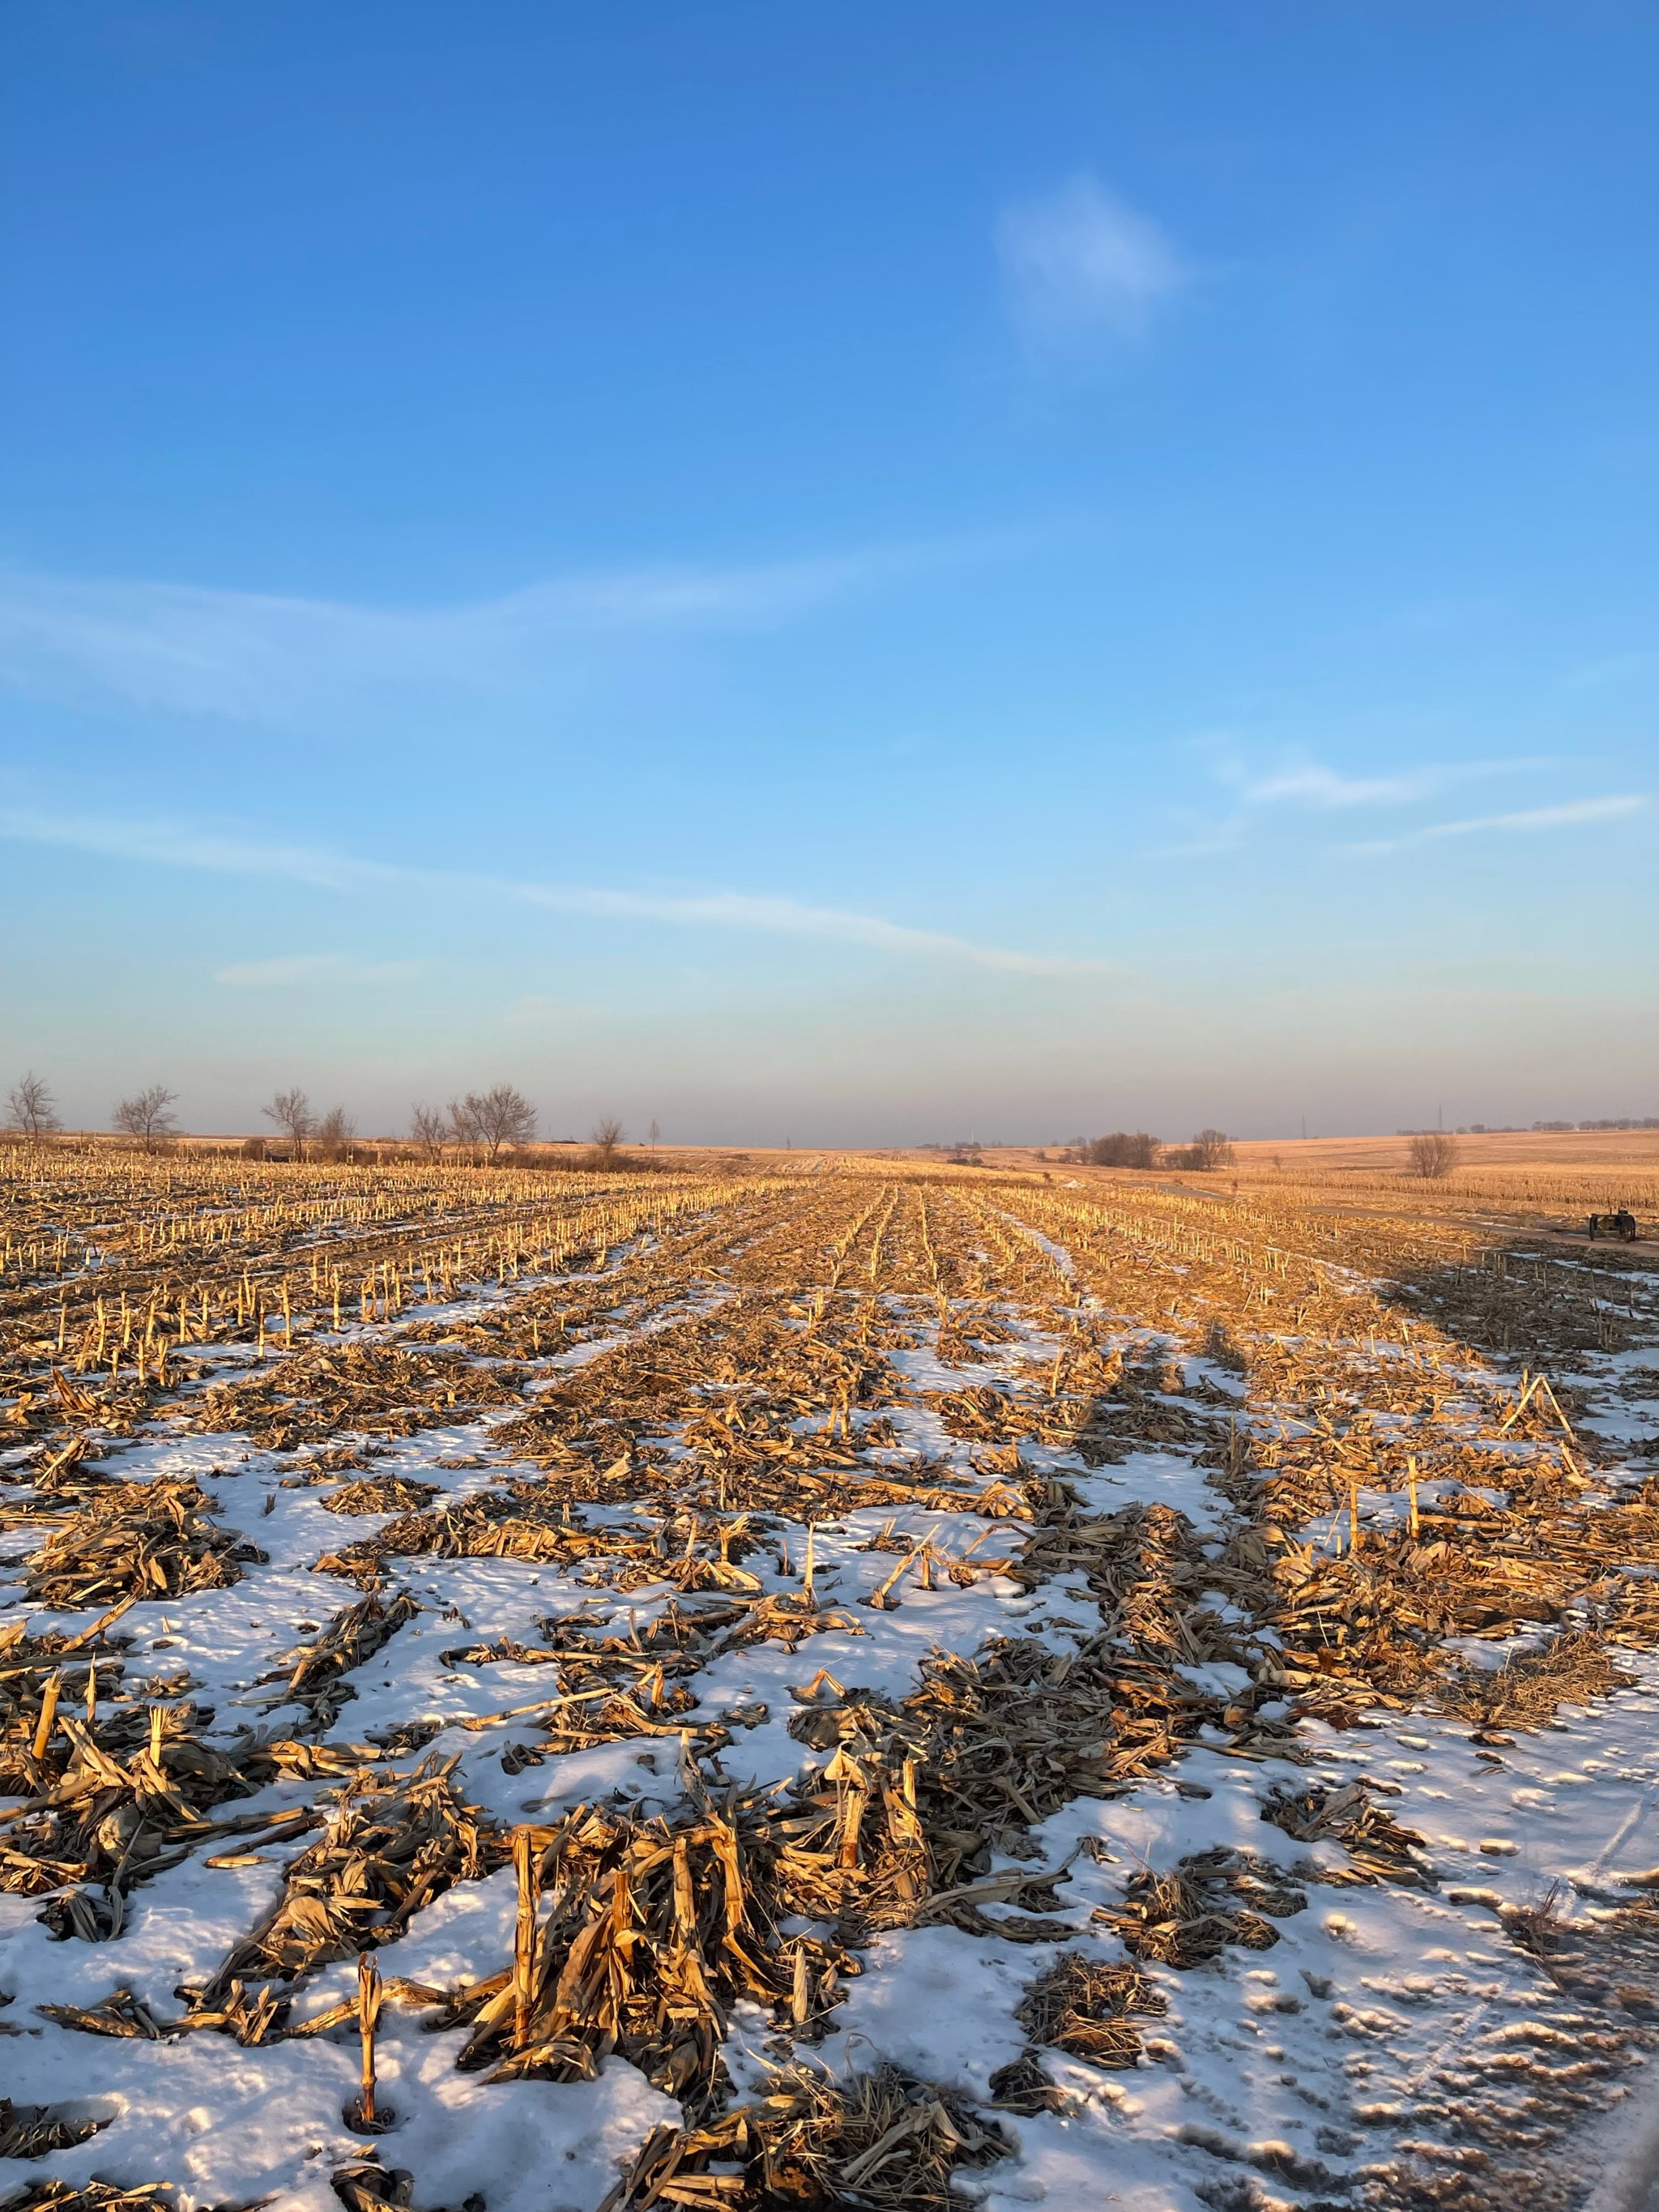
[{"left": 3, "top": 1145, "right": 1659, "bottom": 2212}]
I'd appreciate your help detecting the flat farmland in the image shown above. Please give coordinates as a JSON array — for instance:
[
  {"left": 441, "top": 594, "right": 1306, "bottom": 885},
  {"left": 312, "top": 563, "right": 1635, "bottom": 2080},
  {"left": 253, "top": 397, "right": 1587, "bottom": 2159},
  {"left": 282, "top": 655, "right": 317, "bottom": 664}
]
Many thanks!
[{"left": 3, "top": 1147, "right": 1659, "bottom": 2212}]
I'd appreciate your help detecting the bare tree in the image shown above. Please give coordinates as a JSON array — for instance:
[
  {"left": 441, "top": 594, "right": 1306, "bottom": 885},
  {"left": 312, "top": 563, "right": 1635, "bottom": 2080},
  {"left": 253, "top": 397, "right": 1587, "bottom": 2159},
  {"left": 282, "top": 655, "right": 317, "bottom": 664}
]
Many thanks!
[
  {"left": 463, "top": 1083, "right": 535, "bottom": 1164},
  {"left": 262, "top": 1088, "right": 315, "bottom": 1161},
  {"left": 648, "top": 1118, "right": 661, "bottom": 1151},
  {"left": 5, "top": 1072, "right": 62, "bottom": 1139},
  {"left": 410, "top": 1104, "right": 449, "bottom": 1163},
  {"left": 1407, "top": 1130, "right": 1461, "bottom": 1179},
  {"left": 590, "top": 1117, "right": 625, "bottom": 1168},
  {"left": 1192, "top": 1129, "right": 1237, "bottom": 1171},
  {"left": 112, "top": 1083, "right": 180, "bottom": 1153},
  {"left": 314, "top": 1105, "right": 356, "bottom": 1162}
]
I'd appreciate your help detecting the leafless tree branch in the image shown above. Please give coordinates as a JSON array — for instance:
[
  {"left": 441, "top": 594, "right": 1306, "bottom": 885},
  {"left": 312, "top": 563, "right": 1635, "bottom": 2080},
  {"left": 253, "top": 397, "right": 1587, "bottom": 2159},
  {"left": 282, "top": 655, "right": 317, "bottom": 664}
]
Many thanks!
[
  {"left": 112, "top": 1083, "right": 180, "bottom": 1152},
  {"left": 262, "top": 1088, "right": 315, "bottom": 1162},
  {"left": 5, "top": 1073, "right": 61, "bottom": 1140}
]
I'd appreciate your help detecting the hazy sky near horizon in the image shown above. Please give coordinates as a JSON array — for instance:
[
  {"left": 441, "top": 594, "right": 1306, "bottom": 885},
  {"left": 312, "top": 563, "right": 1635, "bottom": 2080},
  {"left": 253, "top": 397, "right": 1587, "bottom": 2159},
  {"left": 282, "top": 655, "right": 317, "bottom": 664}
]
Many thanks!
[{"left": 2, "top": 2, "right": 1655, "bottom": 1144}]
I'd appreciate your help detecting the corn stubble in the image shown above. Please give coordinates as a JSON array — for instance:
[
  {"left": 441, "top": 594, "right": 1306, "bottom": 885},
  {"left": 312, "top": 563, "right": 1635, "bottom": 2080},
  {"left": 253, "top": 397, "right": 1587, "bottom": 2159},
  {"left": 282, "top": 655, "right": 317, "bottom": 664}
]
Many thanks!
[{"left": 3, "top": 1146, "right": 1659, "bottom": 2208}]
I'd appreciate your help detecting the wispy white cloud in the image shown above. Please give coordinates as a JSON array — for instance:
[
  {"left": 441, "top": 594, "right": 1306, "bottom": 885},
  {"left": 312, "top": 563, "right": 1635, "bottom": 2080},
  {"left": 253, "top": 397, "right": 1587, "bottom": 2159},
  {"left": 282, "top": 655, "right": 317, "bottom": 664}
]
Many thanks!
[
  {"left": 215, "top": 952, "right": 426, "bottom": 988},
  {"left": 996, "top": 174, "right": 1186, "bottom": 352},
  {"left": 1231, "top": 756, "right": 1558, "bottom": 812},
  {"left": 0, "top": 804, "right": 1113, "bottom": 978},
  {"left": 4, "top": 809, "right": 393, "bottom": 890},
  {"left": 510, "top": 881, "right": 1093, "bottom": 970},
  {"left": 1241, "top": 766, "right": 1445, "bottom": 809},
  {"left": 1346, "top": 795, "right": 1646, "bottom": 855},
  {"left": 0, "top": 536, "right": 996, "bottom": 728},
  {"left": 1148, "top": 752, "right": 1552, "bottom": 854}
]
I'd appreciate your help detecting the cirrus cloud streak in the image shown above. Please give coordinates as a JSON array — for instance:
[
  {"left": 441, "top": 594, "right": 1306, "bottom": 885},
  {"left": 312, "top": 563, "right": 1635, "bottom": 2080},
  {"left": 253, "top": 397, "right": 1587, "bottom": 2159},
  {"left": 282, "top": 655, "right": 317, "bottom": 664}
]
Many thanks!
[
  {"left": 0, "top": 536, "right": 1012, "bottom": 729},
  {"left": 1345, "top": 795, "right": 1645, "bottom": 855},
  {"left": 0, "top": 804, "right": 1115, "bottom": 978}
]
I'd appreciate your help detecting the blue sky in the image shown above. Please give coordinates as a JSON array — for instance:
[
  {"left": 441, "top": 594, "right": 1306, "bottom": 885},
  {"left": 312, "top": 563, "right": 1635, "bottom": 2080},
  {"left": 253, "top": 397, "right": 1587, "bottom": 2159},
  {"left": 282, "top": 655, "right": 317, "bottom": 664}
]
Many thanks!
[{"left": 2, "top": 2, "right": 1654, "bottom": 1143}]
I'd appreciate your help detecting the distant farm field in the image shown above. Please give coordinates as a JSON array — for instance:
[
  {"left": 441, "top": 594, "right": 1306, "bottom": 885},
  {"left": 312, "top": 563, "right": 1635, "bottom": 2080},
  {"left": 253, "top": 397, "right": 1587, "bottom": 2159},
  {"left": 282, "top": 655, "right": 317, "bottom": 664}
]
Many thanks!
[{"left": 3, "top": 1144, "right": 1657, "bottom": 2212}]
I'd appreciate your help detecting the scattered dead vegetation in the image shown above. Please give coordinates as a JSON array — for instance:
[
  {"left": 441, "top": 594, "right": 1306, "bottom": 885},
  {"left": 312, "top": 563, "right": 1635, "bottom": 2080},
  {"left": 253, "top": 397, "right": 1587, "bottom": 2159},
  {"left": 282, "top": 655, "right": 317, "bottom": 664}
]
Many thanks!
[
  {"left": 441, "top": 1802, "right": 852, "bottom": 2116},
  {"left": 0, "top": 2187, "right": 188, "bottom": 2212},
  {"left": 0, "top": 2099, "right": 110, "bottom": 2159},
  {"left": 1435, "top": 1629, "right": 1636, "bottom": 1733},
  {"left": 194, "top": 1754, "right": 504, "bottom": 2018},
  {"left": 0, "top": 1607, "right": 137, "bottom": 1796},
  {"left": 1015, "top": 1949, "right": 1166, "bottom": 2065},
  {"left": 1094, "top": 1848, "right": 1307, "bottom": 1966},
  {"left": 599, "top": 2063, "right": 1010, "bottom": 2212},
  {"left": 256, "top": 1590, "right": 420, "bottom": 1727},
  {"left": 331, "top": 2154, "right": 482, "bottom": 2212},
  {"left": 928, "top": 1344, "right": 1224, "bottom": 1467},
  {"left": 1262, "top": 1779, "right": 1435, "bottom": 1886},
  {"left": 200, "top": 1340, "right": 527, "bottom": 1453},
  {"left": 24, "top": 1479, "right": 262, "bottom": 1609},
  {"left": 322, "top": 1476, "right": 441, "bottom": 1515},
  {"left": 312, "top": 1485, "right": 604, "bottom": 1584},
  {"left": 0, "top": 1694, "right": 323, "bottom": 1932}
]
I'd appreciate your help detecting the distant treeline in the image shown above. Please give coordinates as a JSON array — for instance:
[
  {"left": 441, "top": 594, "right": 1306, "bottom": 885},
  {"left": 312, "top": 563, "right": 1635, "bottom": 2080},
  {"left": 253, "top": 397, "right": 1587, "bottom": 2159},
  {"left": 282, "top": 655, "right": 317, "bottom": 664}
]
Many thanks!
[
  {"left": 1398, "top": 1118, "right": 1659, "bottom": 1135},
  {"left": 0, "top": 1072, "right": 684, "bottom": 1172},
  {"left": 1065, "top": 1130, "right": 1235, "bottom": 1172},
  {"left": 1533, "top": 1117, "right": 1659, "bottom": 1131}
]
